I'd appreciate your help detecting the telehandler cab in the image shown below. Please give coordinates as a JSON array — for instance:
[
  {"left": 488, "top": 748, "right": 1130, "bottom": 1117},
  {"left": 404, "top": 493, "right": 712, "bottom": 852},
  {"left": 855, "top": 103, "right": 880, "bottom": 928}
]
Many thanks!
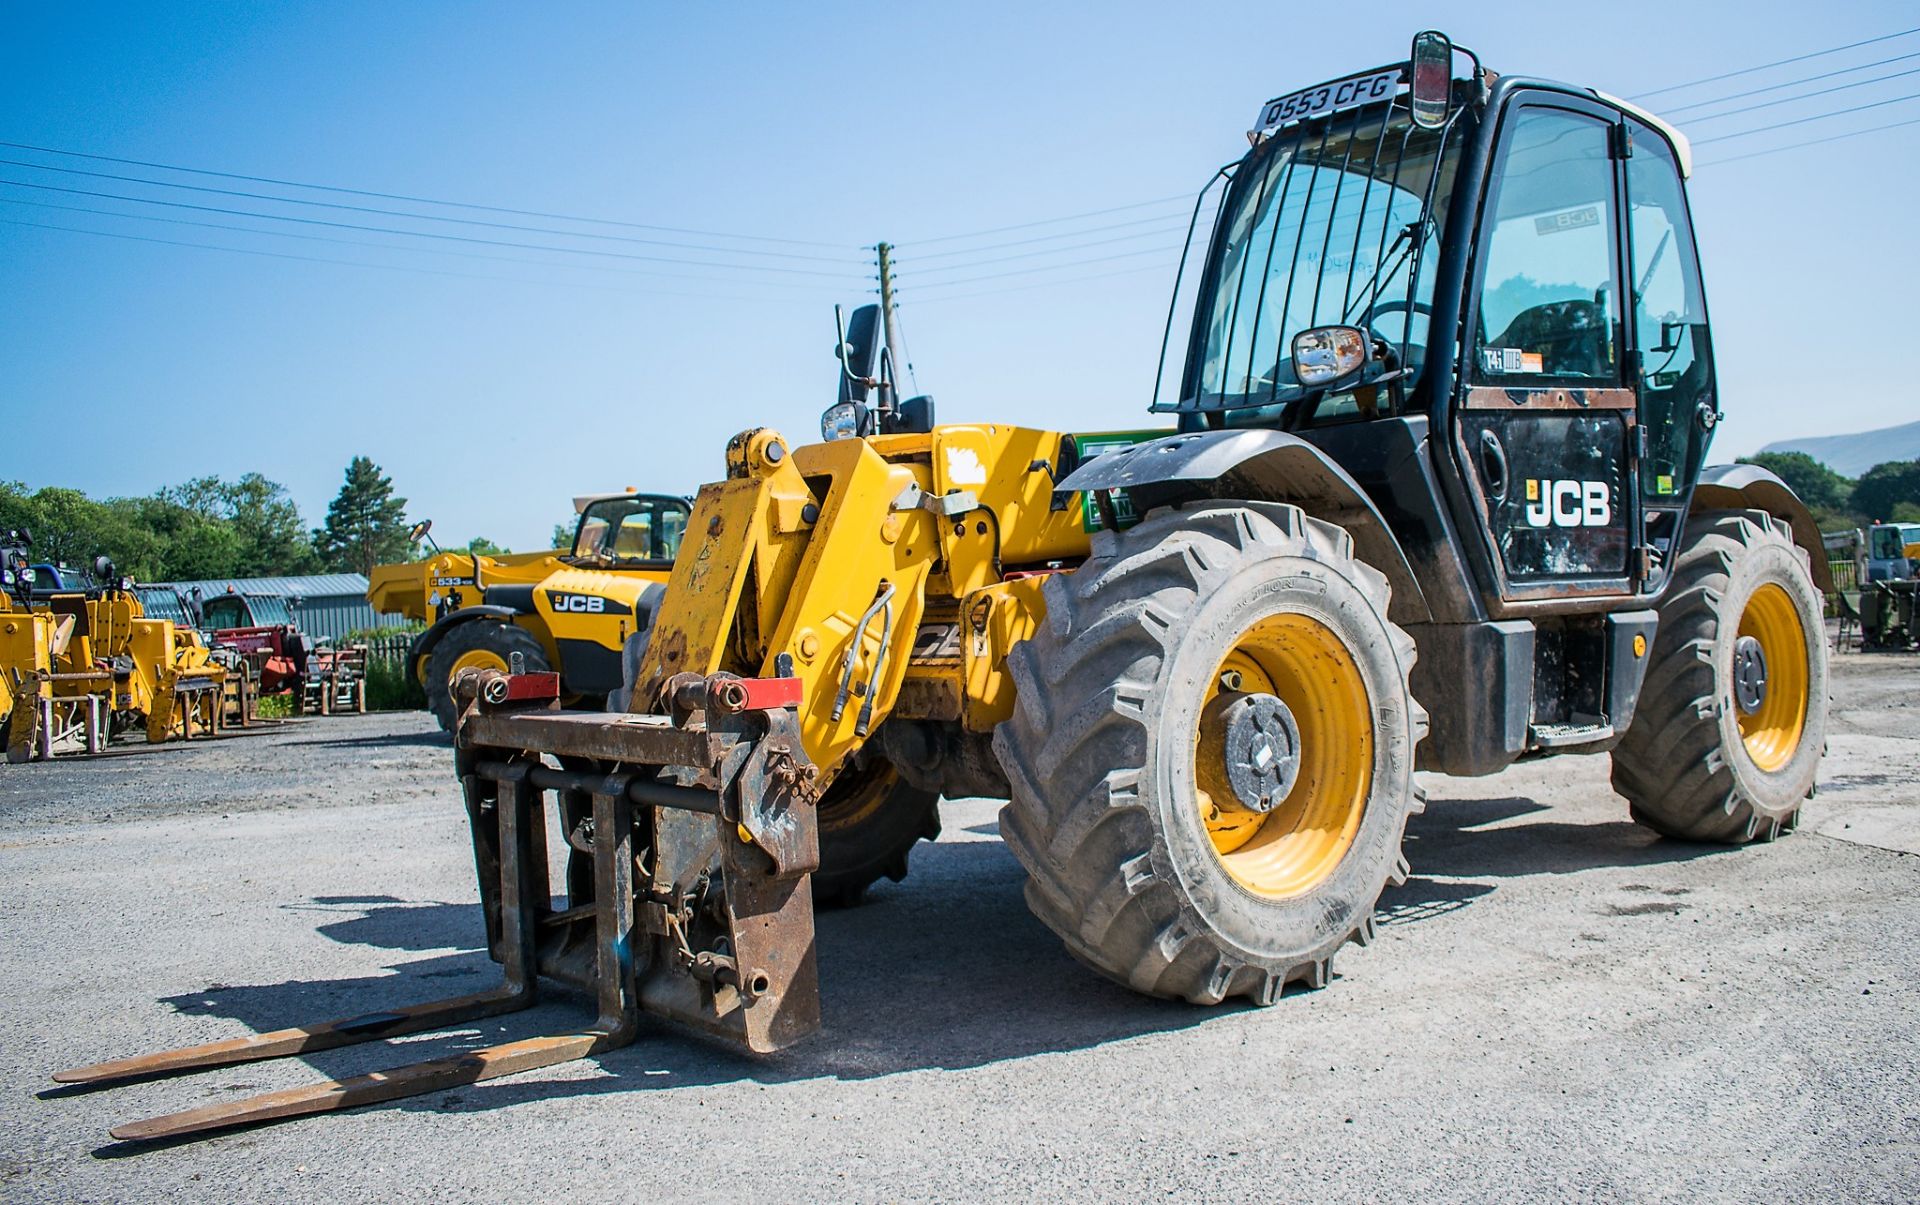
[{"left": 62, "top": 33, "right": 1831, "bottom": 1141}]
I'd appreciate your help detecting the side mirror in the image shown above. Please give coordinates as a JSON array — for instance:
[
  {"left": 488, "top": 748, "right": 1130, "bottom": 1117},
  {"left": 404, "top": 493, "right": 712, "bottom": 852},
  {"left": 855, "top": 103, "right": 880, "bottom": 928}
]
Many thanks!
[
  {"left": 836, "top": 304, "right": 883, "bottom": 403},
  {"left": 1293, "top": 325, "right": 1371, "bottom": 387},
  {"left": 898, "top": 395, "right": 936, "bottom": 434},
  {"left": 409, "top": 519, "right": 433, "bottom": 542},
  {"left": 1409, "top": 30, "right": 1453, "bottom": 129},
  {"left": 94, "top": 554, "right": 117, "bottom": 583}
]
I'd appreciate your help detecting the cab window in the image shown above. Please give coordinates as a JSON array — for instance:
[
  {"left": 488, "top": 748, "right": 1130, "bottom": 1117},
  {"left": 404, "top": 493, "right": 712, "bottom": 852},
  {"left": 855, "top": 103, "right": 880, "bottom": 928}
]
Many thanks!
[
  {"left": 1472, "top": 107, "right": 1621, "bottom": 384},
  {"left": 201, "top": 596, "right": 249, "bottom": 628},
  {"left": 573, "top": 497, "right": 689, "bottom": 563}
]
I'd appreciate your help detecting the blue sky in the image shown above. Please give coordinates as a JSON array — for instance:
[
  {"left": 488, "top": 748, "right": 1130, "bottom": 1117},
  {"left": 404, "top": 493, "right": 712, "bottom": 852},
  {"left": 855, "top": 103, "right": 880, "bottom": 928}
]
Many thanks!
[{"left": 3, "top": 2, "right": 1915, "bottom": 550}]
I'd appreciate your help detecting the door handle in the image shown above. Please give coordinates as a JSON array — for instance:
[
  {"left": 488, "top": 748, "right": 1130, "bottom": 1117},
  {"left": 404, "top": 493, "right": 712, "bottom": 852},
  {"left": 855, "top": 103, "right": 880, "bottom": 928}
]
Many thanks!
[{"left": 1479, "top": 428, "right": 1509, "bottom": 502}]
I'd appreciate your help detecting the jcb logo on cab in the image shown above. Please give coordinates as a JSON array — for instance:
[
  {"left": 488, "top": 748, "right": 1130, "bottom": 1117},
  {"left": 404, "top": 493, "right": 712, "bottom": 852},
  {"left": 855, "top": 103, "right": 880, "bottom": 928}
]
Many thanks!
[
  {"left": 1524, "top": 480, "right": 1612, "bottom": 529},
  {"left": 550, "top": 593, "right": 606, "bottom": 613}
]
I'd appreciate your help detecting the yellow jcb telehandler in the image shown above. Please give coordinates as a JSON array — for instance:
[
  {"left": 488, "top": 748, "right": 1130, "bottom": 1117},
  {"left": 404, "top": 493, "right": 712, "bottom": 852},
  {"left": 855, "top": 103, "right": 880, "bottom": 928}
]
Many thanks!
[
  {"left": 367, "top": 490, "right": 687, "bottom": 730},
  {"left": 63, "top": 34, "right": 1832, "bottom": 1141}
]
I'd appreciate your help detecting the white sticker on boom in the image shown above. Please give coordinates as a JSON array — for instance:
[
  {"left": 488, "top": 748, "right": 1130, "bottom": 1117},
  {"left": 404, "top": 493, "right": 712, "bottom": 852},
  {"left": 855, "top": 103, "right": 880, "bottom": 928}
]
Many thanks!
[{"left": 945, "top": 446, "right": 988, "bottom": 486}]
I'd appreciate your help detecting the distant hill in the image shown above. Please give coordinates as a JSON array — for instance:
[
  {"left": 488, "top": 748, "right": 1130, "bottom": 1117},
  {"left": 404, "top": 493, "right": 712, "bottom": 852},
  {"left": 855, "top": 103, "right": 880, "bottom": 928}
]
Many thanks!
[{"left": 1759, "top": 420, "right": 1920, "bottom": 478}]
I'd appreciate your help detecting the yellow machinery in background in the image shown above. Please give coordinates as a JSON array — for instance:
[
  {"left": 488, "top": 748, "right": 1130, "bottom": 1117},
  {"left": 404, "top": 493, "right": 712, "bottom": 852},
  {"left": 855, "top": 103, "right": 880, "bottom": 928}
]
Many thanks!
[
  {"left": 3, "top": 533, "right": 106, "bottom": 760},
  {"left": 367, "top": 490, "right": 687, "bottom": 730},
  {"left": 40, "top": 563, "right": 228, "bottom": 748},
  {"left": 1, "top": 587, "right": 87, "bottom": 762},
  {"left": 2, "top": 539, "right": 228, "bottom": 759}
]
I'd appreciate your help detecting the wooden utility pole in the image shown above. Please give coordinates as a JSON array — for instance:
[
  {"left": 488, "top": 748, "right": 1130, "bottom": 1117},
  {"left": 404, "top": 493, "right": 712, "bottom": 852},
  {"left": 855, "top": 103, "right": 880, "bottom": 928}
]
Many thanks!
[{"left": 876, "top": 241, "right": 903, "bottom": 412}]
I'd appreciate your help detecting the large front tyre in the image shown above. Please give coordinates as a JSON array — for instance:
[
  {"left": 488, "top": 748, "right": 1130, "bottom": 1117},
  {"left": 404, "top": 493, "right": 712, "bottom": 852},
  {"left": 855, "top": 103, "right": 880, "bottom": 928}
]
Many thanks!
[
  {"left": 994, "top": 502, "right": 1426, "bottom": 1006},
  {"left": 1612, "top": 509, "right": 1827, "bottom": 842},
  {"left": 424, "top": 621, "right": 551, "bottom": 733}
]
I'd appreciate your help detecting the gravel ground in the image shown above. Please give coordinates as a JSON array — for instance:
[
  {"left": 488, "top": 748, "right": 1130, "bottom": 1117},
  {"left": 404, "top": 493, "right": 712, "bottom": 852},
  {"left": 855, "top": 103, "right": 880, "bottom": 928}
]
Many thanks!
[{"left": 1, "top": 655, "right": 1915, "bottom": 1202}]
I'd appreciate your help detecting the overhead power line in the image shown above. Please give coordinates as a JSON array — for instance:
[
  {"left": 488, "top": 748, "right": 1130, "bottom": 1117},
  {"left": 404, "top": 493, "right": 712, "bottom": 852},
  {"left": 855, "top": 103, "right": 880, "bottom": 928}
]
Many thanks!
[
  {"left": 1661, "top": 49, "right": 1920, "bottom": 114},
  {"left": 1632, "top": 26, "right": 1920, "bottom": 99},
  {"left": 897, "top": 220, "right": 1196, "bottom": 277},
  {"left": 1699, "top": 115, "right": 1920, "bottom": 166},
  {"left": 894, "top": 208, "right": 1206, "bottom": 261},
  {"left": 898, "top": 193, "right": 1193, "bottom": 247},
  {"left": 897, "top": 244, "right": 1180, "bottom": 292},
  {"left": 0, "top": 217, "right": 829, "bottom": 305},
  {"left": 1680, "top": 65, "right": 1920, "bottom": 123},
  {"left": 0, "top": 139, "right": 854, "bottom": 250},
  {"left": 1692, "top": 89, "right": 1920, "bottom": 144},
  {"left": 0, "top": 156, "right": 865, "bottom": 264},
  {"left": 905, "top": 259, "right": 1182, "bottom": 306},
  {"left": 0, "top": 177, "right": 874, "bottom": 280},
  {"left": 0, "top": 195, "right": 858, "bottom": 292}
]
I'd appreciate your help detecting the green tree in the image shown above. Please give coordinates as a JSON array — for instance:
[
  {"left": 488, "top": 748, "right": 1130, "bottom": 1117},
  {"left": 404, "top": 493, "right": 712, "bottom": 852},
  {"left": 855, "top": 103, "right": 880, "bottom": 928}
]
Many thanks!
[
  {"left": 1853, "top": 460, "right": 1920, "bottom": 524},
  {"left": 552, "top": 521, "right": 575, "bottom": 550},
  {"left": 0, "top": 482, "right": 167, "bottom": 579},
  {"left": 1737, "top": 452, "right": 1852, "bottom": 514},
  {"left": 161, "top": 473, "right": 318, "bottom": 576},
  {"left": 314, "top": 457, "right": 410, "bottom": 578},
  {"left": 463, "top": 536, "right": 509, "bottom": 556},
  {"left": 0, "top": 476, "right": 317, "bottom": 583}
]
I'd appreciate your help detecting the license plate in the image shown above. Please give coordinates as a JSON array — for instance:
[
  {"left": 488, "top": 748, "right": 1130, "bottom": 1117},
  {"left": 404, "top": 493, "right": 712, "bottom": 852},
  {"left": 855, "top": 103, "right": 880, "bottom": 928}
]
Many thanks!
[{"left": 1253, "top": 68, "right": 1402, "bottom": 135}]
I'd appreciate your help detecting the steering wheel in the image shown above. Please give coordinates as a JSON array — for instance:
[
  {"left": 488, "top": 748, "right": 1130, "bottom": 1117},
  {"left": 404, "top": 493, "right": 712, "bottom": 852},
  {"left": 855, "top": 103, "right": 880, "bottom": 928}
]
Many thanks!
[{"left": 1361, "top": 299, "right": 1432, "bottom": 331}]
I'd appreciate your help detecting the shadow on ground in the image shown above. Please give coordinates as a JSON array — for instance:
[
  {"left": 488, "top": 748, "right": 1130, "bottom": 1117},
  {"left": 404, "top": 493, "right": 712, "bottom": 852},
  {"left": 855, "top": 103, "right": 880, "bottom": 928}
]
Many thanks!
[
  {"left": 278, "top": 730, "right": 448, "bottom": 752},
  {"left": 83, "top": 788, "right": 1742, "bottom": 1147}
]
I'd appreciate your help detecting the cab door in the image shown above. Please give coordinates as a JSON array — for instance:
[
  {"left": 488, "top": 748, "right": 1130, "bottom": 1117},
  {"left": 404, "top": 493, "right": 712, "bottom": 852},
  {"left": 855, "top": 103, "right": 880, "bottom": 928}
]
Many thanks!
[
  {"left": 1621, "top": 117, "right": 1715, "bottom": 590},
  {"left": 1456, "top": 98, "right": 1638, "bottom": 601}
]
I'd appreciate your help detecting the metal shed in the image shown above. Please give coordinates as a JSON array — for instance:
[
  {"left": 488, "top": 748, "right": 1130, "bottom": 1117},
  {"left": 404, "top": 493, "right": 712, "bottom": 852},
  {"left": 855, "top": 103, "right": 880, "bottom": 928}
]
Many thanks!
[{"left": 150, "top": 573, "right": 406, "bottom": 644}]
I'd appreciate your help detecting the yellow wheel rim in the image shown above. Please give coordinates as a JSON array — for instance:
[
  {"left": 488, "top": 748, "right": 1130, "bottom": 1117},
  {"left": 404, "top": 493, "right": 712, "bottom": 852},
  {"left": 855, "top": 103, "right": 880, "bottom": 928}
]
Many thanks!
[
  {"left": 449, "top": 647, "right": 510, "bottom": 678},
  {"left": 1195, "top": 613, "right": 1372, "bottom": 899},
  {"left": 1735, "top": 583, "right": 1808, "bottom": 773},
  {"left": 819, "top": 760, "right": 897, "bottom": 837}
]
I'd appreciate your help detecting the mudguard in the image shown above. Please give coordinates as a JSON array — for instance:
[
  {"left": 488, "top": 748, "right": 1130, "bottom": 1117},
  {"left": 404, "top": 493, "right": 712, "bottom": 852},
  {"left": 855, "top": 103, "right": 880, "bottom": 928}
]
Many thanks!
[
  {"left": 1055, "top": 429, "right": 1430, "bottom": 623},
  {"left": 1692, "top": 464, "right": 1832, "bottom": 592},
  {"left": 409, "top": 604, "right": 522, "bottom": 667}
]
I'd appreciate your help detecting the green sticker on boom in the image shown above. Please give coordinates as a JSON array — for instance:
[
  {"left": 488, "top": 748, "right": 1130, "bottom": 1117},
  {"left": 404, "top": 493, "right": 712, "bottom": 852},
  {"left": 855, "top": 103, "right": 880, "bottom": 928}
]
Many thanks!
[{"left": 1070, "top": 430, "right": 1173, "bottom": 532}]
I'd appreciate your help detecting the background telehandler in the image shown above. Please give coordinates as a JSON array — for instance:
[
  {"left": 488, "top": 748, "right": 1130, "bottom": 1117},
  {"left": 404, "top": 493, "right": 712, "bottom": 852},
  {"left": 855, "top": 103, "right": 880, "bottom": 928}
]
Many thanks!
[
  {"left": 62, "top": 33, "right": 1833, "bottom": 1141},
  {"left": 369, "top": 490, "right": 688, "bottom": 730}
]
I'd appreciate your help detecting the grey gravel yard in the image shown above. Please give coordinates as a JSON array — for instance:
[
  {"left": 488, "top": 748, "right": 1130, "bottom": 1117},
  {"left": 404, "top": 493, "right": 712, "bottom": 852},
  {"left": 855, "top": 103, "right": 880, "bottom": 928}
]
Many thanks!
[{"left": 1, "top": 655, "right": 1915, "bottom": 1202}]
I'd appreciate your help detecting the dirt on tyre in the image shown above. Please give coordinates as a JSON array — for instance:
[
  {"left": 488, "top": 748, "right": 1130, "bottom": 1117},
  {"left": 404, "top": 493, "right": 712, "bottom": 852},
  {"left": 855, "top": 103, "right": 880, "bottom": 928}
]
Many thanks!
[
  {"left": 424, "top": 621, "right": 551, "bottom": 733},
  {"left": 1612, "top": 508, "right": 1827, "bottom": 842},
  {"left": 812, "top": 756, "right": 940, "bottom": 907},
  {"left": 994, "top": 502, "right": 1426, "bottom": 1005}
]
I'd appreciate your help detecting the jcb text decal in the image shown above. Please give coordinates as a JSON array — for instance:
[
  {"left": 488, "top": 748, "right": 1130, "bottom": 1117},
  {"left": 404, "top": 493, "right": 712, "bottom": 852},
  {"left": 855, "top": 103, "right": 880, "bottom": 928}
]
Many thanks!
[
  {"left": 549, "top": 592, "right": 607, "bottom": 613},
  {"left": 1524, "top": 479, "right": 1612, "bottom": 528}
]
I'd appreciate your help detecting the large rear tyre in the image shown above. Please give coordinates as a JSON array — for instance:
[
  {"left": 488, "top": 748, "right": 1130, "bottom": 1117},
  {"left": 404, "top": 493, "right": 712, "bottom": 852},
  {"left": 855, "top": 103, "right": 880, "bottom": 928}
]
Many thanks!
[
  {"left": 994, "top": 502, "right": 1426, "bottom": 1005},
  {"left": 425, "top": 621, "right": 550, "bottom": 733},
  {"left": 811, "top": 758, "right": 941, "bottom": 907},
  {"left": 1612, "top": 509, "right": 1827, "bottom": 842}
]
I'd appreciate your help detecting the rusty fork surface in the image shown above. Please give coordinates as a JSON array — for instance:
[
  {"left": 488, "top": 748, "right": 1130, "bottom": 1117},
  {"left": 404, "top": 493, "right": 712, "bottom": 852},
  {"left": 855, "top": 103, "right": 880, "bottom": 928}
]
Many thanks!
[{"left": 55, "top": 753, "right": 642, "bottom": 1143}]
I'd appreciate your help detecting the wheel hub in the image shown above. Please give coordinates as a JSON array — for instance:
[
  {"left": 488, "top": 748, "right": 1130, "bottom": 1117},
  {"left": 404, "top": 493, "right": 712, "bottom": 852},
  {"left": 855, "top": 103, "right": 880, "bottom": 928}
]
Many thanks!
[
  {"left": 1201, "top": 691, "right": 1301, "bottom": 815},
  {"left": 1733, "top": 634, "right": 1768, "bottom": 715}
]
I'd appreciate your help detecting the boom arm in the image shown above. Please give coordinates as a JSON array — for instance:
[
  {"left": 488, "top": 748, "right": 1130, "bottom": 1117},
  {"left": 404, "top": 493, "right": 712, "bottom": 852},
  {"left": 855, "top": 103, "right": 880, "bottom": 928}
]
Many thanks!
[{"left": 632, "top": 428, "right": 939, "bottom": 783}]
